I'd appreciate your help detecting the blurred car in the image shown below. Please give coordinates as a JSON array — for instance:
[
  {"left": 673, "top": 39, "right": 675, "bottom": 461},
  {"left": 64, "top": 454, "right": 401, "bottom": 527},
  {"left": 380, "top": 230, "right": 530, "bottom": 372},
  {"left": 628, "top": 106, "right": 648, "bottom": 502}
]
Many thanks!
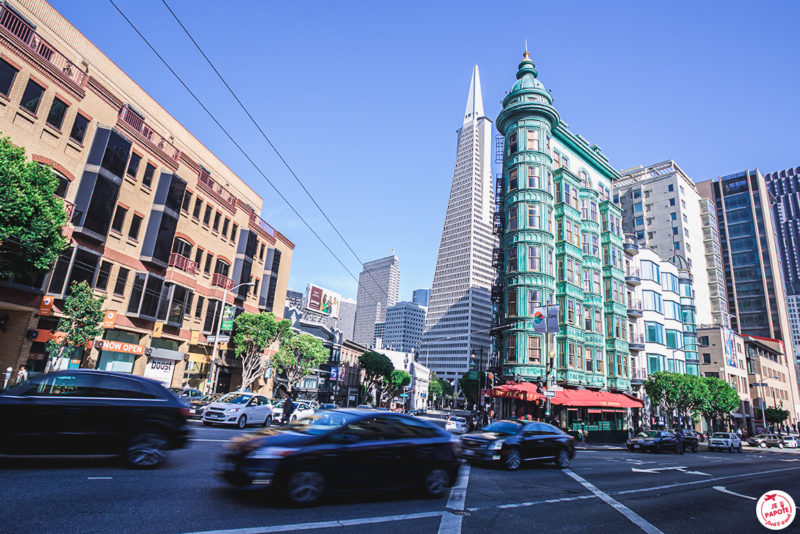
[
  {"left": 203, "top": 393, "right": 274, "bottom": 429},
  {"left": 707, "top": 432, "right": 742, "bottom": 453},
  {"left": 356, "top": 404, "right": 372, "bottom": 409},
  {"left": 0, "top": 370, "right": 189, "bottom": 468},
  {"left": 273, "top": 400, "right": 315, "bottom": 423},
  {"left": 781, "top": 435, "right": 799, "bottom": 448},
  {"left": 626, "top": 430, "right": 682, "bottom": 453},
  {"left": 748, "top": 434, "right": 784, "bottom": 448},
  {"left": 459, "top": 420, "right": 575, "bottom": 470},
  {"left": 169, "top": 387, "right": 203, "bottom": 401},
  {"left": 319, "top": 404, "right": 339, "bottom": 410},
  {"left": 187, "top": 393, "right": 222, "bottom": 419},
  {"left": 217, "top": 409, "right": 459, "bottom": 505},
  {"left": 674, "top": 429, "right": 699, "bottom": 453},
  {"left": 446, "top": 416, "right": 469, "bottom": 434}
]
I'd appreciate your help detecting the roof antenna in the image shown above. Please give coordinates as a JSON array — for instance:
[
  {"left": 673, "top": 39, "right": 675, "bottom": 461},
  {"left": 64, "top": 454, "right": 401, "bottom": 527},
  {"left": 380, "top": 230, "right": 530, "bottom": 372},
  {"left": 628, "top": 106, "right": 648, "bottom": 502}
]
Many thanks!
[{"left": 525, "top": 38, "right": 528, "bottom": 53}]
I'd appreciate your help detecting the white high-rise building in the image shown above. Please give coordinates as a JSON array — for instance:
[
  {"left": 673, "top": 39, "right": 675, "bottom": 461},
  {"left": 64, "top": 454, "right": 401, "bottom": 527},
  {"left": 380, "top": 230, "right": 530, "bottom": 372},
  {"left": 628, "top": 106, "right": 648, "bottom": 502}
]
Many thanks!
[
  {"left": 384, "top": 301, "right": 427, "bottom": 353},
  {"left": 353, "top": 255, "right": 400, "bottom": 347},
  {"left": 420, "top": 66, "right": 496, "bottom": 382}
]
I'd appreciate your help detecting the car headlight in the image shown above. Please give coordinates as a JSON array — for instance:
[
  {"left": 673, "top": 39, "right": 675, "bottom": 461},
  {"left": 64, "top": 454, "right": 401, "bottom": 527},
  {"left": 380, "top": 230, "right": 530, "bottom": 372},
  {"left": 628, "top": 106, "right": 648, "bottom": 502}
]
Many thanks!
[
  {"left": 225, "top": 408, "right": 240, "bottom": 414},
  {"left": 644, "top": 441, "right": 654, "bottom": 445},
  {"left": 488, "top": 439, "right": 505, "bottom": 450},
  {"left": 248, "top": 447, "right": 299, "bottom": 459}
]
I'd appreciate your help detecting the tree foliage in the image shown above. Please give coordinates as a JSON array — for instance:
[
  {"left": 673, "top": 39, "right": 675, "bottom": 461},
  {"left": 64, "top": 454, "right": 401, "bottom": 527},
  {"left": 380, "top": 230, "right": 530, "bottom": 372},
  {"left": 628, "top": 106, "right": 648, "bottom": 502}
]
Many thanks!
[
  {"left": 46, "top": 281, "right": 105, "bottom": 369},
  {"left": 765, "top": 407, "right": 791, "bottom": 424},
  {"left": 271, "top": 333, "right": 329, "bottom": 393},
  {"left": 0, "top": 136, "right": 68, "bottom": 280},
  {"left": 381, "top": 369, "right": 411, "bottom": 403},
  {"left": 458, "top": 372, "right": 487, "bottom": 407},
  {"left": 232, "top": 312, "right": 291, "bottom": 392},
  {"left": 700, "top": 376, "right": 740, "bottom": 430},
  {"left": 359, "top": 351, "right": 393, "bottom": 403}
]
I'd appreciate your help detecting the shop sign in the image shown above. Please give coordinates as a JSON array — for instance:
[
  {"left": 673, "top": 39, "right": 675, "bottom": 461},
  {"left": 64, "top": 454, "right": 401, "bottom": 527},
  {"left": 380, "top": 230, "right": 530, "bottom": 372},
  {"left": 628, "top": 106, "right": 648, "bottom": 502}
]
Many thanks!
[
  {"left": 103, "top": 311, "right": 118, "bottom": 329},
  {"left": 95, "top": 339, "right": 147, "bottom": 355},
  {"left": 39, "top": 296, "right": 55, "bottom": 316},
  {"left": 190, "top": 330, "right": 200, "bottom": 344},
  {"left": 330, "top": 367, "right": 338, "bottom": 381},
  {"left": 544, "top": 390, "right": 556, "bottom": 398},
  {"left": 153, "top": 322, "right": 164, "bottom": 338},
  {"left": 143, "top": 357, "right": 175, "bottom": 386}
]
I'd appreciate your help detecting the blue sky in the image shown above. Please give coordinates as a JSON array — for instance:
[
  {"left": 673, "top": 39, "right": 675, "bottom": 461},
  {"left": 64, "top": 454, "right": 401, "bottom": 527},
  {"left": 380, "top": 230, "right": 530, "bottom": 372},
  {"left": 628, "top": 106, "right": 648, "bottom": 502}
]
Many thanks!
[{"left": 51, "top": 0, "right": 800, "bottom": 301}]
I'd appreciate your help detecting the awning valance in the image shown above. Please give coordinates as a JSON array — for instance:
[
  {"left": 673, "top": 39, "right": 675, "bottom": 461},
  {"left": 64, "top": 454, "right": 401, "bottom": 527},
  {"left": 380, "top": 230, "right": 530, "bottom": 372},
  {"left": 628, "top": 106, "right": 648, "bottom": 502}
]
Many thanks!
[
  {"left": 488, "top": 382, "right": 543, "bottom": 402},
  {"left": 550, "top": 389, "right": 643, "bottom": 408}
]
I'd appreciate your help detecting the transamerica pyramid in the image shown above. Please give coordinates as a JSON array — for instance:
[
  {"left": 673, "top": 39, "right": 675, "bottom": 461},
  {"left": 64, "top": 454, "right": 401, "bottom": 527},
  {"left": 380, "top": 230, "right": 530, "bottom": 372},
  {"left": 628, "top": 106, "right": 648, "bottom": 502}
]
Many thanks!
[{"left": 420, "top": 66, "right": 496, "bottom": 386}]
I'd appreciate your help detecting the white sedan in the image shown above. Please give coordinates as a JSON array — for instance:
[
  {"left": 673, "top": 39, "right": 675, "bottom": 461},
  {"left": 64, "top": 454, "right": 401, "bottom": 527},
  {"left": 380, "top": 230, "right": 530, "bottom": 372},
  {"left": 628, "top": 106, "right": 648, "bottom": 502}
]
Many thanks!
[
  {"left": 202, "top": 393, "right": 274, "bottom": 429},
  {"left": 446, "top": 416, "right": 469, "bottom": 434},
  {"left": 273, "top": 400, "right": 315, "bottom": 423}
]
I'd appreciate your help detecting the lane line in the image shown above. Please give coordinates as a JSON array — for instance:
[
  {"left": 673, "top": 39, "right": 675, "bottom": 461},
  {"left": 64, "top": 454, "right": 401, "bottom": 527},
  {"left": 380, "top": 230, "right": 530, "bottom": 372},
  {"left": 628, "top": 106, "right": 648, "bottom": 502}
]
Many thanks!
[
  {"left": 437, "top": 463, "right": 471, "bottom": 534},
  {"left": 190, "top": 439, "right": 229, "bottom": 442},
  {"left": 181, "top": 511, "right": 445, "bottom": 534},
  {"left": 86, "top": 476, "right": 112, "bottom": 480},
  {"left": 563, "top": 469, "right": 663, "bottom": 534},
  {"left": 612, "top": 465, "right": 800, "bottom": 496},
  {"left": 712, "top": 486, "right": 757, "bottom": 500}
]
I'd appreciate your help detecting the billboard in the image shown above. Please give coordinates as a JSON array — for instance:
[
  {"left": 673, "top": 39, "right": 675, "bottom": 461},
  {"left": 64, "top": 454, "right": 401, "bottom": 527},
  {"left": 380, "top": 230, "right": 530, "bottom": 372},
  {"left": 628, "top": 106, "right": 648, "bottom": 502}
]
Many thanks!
[
  {"left": 722, "top": 327, "right": 737, "bottom": 367},
  {"left": 304, "top": 284, "right": 341, "bottom": 318}
]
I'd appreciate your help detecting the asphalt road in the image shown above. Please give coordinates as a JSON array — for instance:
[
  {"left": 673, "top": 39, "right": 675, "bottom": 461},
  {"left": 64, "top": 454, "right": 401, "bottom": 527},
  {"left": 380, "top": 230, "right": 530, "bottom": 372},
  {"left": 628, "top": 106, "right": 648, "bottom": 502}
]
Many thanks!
[{"left": 2, "top": 422, "right": 799, "bottom": 534}]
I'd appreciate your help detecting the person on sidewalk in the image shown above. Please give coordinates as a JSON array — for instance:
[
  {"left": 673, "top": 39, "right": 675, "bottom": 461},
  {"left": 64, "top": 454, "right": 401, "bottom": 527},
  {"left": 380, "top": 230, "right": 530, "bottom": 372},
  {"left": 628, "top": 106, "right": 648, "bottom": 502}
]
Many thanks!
[
  {"left": 15, "top": 365, "right": 28, "bottom": 384},
  {"left": 675, "top": 429, "right": 684, "bottom": 455},
  {"left": 281, "top": 394, "right": 294, "bottom": 425}
]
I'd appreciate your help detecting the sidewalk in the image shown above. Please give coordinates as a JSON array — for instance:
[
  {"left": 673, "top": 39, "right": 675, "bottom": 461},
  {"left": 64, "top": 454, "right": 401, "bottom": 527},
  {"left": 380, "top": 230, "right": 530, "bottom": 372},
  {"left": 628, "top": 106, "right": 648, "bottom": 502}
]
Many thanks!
[{"left": 575, "top": 443, "right": 627, "bottom": 451}]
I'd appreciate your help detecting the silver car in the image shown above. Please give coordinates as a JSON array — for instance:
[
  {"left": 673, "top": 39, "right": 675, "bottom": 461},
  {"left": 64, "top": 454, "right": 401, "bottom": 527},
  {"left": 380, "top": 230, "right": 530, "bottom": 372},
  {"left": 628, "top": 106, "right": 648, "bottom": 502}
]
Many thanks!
[
  {"left": 708, "top": 432, "right": 742, "bottom": 453},
  {"left": 202, "top": 393, "right": 273, "bottom": 429}
]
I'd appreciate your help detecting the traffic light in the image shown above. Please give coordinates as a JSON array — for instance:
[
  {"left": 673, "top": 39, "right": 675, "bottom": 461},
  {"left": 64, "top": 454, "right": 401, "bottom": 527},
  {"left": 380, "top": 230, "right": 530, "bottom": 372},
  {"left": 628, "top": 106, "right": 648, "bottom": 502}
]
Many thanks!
[{"left": 487, "top": 372, "right": 494, "bottom": 388}]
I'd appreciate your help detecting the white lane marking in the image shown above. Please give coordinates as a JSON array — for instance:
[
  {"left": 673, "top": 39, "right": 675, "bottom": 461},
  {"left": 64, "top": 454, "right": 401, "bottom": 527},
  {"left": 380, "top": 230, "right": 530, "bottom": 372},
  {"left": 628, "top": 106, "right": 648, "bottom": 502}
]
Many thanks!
[
  {"left": 631, "top": 466, "right": 709, "bottom": 476},
  {"left": 86, "top": 476, "right": 112, "bottom": 480},
  {"left": 496, "top": 494, "right": 596, "bottom": 509},
  {"left": 190, "top": 439, "right": 229, "bottom": 442},
  {"left": 613, "top": 466, "right": 800, "bottom": 496},
  {"left": 181, "top": 511, "right": 445, "bottom": 534},
  {"left": 564, "top": 469, "right": 663, "bottom": 534},
  {"left": 712, "top": 486, "right": 757, "bottom": 500},
  {"left": 438, "top": 463, "right": 471, "bottom": 534}
]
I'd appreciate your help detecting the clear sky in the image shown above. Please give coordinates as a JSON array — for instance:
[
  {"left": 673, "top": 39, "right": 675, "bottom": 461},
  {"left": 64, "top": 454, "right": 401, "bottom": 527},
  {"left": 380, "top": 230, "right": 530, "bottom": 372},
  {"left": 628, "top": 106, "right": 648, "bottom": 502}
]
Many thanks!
[{"left": 50, "top": 0, "right": 800, "bottom": 302}]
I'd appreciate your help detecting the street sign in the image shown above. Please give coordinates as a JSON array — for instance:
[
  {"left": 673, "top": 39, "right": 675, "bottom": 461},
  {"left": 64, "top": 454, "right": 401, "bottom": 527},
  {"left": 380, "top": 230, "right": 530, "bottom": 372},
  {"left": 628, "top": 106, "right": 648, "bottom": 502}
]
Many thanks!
[
  {"left": 543, "top": 390, "right": 556, "bottom": 398},
  {"left": 400, "top": 393, "right": 408, "bottom": 397},
  {"left": 467, "top": 371, "right": 478, "bottom": 380},
  {"left": 220, "top": 305, "right": 235, "bottom": 331},
  {"left": 550, "top": 385, "right": 563, "bottom": 391}
]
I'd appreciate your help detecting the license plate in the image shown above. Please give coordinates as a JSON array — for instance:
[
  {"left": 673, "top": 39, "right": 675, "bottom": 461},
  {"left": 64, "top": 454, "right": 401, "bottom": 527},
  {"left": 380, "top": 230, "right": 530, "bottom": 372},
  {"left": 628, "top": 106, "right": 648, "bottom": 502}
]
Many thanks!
[
  {"left": 189, "top": 409, "right": 196, "bottom": 414},
  {"left": 634, "top": 444, "right": 640, "bottom": 449}
]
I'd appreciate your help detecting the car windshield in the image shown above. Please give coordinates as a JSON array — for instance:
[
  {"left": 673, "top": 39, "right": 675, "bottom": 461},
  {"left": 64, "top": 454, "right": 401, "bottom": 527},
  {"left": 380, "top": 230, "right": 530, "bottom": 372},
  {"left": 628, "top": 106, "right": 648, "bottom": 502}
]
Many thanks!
[
  {"left": 291, "top": 410, "right": 362, "bottom": 435},
  {"left": 637, "top": 431, "right": 662, "bottom": 438},
  {"left": 754, "top": 434, "right": 767, "bottom": 439},
  {"left": 712, "top": 433, "right": 730, "bottom": 438},
  {"left": 481, "top": 421, "right": 522, "bottom": 435},
  {"left": 451, "top": 417, "right": 466, "bottom": 423},
  {"left": 217, "top": 393, "right": 252, "bottom": 405}
]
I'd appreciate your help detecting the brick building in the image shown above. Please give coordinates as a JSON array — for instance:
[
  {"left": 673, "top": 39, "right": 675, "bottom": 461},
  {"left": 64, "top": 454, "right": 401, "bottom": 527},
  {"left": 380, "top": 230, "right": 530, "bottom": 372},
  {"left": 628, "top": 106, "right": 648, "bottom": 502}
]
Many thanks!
[{"left": 0, "top": 0, "right": 293, "bottom": 392}]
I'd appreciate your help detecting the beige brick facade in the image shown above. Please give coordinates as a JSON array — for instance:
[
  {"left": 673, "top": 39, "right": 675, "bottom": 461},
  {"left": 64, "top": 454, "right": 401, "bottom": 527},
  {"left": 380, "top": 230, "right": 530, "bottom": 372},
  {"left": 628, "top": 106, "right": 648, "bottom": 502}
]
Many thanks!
[{"left": 0, "top": 0, "right": 293, "bottom": 393}]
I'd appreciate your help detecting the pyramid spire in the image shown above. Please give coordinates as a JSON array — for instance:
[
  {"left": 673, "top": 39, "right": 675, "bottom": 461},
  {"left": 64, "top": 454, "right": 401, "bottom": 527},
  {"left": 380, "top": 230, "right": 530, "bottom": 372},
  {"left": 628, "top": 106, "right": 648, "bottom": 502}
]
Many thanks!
[{"left": 463, "top": 65, "right": 484, "bottom": 124}]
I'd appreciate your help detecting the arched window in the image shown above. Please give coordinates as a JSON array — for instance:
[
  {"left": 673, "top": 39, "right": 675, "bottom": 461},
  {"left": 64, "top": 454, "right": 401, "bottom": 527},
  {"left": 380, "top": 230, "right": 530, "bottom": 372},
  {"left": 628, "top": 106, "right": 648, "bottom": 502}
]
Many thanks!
[
  {"left": 579, "top": 169, "right": 591, "bottom": 188},
  {"left": 214, "top": 258, "right": 230, "bottom": 277},
  {"left": 172, "top": 237, "right": 192, "bottom": 258}
]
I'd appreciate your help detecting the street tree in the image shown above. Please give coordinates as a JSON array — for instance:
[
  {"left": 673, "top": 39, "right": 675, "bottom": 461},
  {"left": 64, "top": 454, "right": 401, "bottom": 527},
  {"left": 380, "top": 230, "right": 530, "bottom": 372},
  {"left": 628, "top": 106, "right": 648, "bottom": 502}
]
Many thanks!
[
  {"left": 45, "top": 281, "right": 105, "bottom": 370},
  {"left": 381, "top": 369, "right": 411, "bottom": 404},
  {"left": 643, "top": 372, "right": 687, "bottom": 427},
  {"left": 428, "top": 376, "right": 443, "bottom": 404},
  {"left": 270, "top": 333, "right": 328, "bottom": 394},
  {"left": 232, "top": 312, "right": 292, "bottom": 392},
  {"left": 765, "top": 407, "right": 791, "bottom": 426},
  {"left": 358, "top": 350, "right": 393, "bottom": 405},
  {"left": 677, "top": 374, "right": 709, "bottom": 424},
  {"left": 0, "top": 136, "right": 68, "bottom": 281},
  {"left": 700, "top": 377, "right": 740, "bottom": 432},
  {"left": 458, "top": 372, "right": 487, "bottom": 409}
]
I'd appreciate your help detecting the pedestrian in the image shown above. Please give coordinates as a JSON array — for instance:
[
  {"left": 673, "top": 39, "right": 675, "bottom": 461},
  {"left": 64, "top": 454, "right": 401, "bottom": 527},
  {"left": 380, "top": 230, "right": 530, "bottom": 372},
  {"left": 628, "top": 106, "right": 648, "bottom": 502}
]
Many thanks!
[
  {"left": 282, "top": 394, "right": 294, "bottom": 425},
  {"left": 489, "top": 408, "right": 495, "bottom": 422},
  {"left": 675, "top": 429, "right": 684, "bottom": 455},
  {"left": 736, "top": 427, "right": 743, "bottom": 440},
  {"left": 15, "top": 365, "right": 28, "bottom": 384}
]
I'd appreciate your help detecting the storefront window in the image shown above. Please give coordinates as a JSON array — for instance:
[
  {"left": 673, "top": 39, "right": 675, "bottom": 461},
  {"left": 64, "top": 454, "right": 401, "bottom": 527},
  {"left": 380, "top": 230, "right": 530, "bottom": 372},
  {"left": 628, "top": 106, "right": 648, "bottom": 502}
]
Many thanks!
[{"left": 96, "top": 330, "right": 140, "bottom": 373}]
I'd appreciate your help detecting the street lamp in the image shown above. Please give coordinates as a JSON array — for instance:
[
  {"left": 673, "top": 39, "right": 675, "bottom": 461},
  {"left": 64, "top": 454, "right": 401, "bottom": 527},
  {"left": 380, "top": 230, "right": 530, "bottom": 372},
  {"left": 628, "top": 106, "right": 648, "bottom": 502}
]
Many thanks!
[
  {"left": 471, "top": 347, "right": 485, "bottom": 414},
  {"left": 208, "top": 281, "right": 254, "bottom": 394}
]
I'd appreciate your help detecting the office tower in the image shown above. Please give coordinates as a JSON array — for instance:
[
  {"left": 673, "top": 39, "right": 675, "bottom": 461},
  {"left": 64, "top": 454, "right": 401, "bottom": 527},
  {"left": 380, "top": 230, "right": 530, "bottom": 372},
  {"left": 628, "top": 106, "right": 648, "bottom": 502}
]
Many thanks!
[
  {"left": 420, "top": 66, "right": 496, "bottom": 382},
  {"left": 338, "top": 297, "right": 357, "bottom": 341},
  {"left": 353, "top": 255, "right": 400, "bottom": 347},
  {"left": 384, "top": 301, "right": 427, "bottom": 353},
  {"left": 412, "top": 289, "right": 431, "bottom": 307}
]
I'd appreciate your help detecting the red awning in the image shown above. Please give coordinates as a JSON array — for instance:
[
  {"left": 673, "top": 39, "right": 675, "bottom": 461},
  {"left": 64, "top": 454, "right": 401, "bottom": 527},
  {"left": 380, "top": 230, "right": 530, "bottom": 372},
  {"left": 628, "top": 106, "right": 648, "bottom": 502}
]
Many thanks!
[
  {"left": 488, "top": 382, "right": 543, "bottom": 402},
  {"left": 549, "top": 389, "right": 643, "bottom": 408}
]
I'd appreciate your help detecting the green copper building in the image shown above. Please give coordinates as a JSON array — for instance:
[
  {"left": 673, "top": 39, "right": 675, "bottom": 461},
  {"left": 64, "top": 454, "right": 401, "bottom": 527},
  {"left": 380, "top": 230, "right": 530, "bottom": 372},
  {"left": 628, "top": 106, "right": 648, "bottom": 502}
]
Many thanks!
[{"left": 494, "top": 52, "right": 630, "bottom": 397}]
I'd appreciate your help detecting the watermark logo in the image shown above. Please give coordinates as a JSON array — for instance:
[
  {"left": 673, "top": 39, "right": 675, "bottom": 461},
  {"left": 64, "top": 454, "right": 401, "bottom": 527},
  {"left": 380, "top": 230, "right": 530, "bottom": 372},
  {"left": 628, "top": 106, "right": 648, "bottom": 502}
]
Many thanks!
[{"left": 757, "top": 490, "right": 795, "bottom": 530}]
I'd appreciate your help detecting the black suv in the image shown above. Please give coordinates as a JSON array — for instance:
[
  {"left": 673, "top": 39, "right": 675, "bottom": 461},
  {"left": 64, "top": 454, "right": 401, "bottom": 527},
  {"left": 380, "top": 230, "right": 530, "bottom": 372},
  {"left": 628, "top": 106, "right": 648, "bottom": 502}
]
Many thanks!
[
  {"left": 0, "top": 370, "right": 190, "bottom": 468},
  {"left": 459, "top": 420, "right": 575, "bottom": 470}
]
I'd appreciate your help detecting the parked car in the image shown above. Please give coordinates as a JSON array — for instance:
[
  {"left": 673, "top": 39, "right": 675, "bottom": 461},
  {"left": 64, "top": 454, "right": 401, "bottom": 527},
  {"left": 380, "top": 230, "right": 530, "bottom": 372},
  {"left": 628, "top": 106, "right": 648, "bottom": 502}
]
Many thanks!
[
  {"left": 319, "top": 404, "right": 339, "bottom": 410},
  {"left": 626, "top": 431, "right": 683, "bottom": 453},
  {"left": 356, "top": 404, "right": 372, "bottom": 409},
  {"left": 748, "top": 434, "right": 785, "bottom": 448},
  {"left": 186, "top": 393, "right": 222, "bottom": 419},
  {"left": 273, "top": 400, "right": 315, "bottom": 423},
  {"left": 0, "top": 370, "right": 189, "bottom": 468},
  {"left": 217, "top": 409, "right": 460, "bottom": 505},
  {"left": 707, "top": 432, "right": 742, "bottom": 453},
  {"left": 446, "top": 416, "right": 469, "bottom": 434},
  {"left": 674, "top": 429, "right": 700, "bottom": 452},
  {"left": 459, "top": 420, "right": 575, "bottom": 470},
  {"left": 203, "top": 393, "right": 274, "bottom": 429},
  {"left": 169, "top": 387, "right": 204, "bottom": 401},
  {"left": 781, "top": 435, "right": 799, "bottom": 448}
]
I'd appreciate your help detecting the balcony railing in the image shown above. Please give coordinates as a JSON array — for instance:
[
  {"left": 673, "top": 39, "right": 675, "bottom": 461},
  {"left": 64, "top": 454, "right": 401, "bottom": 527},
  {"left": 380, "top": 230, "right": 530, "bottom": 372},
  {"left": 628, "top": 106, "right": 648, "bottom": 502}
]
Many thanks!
[
  {"left": 629, "top": 333, "right": 645, "bottom": 345},
  {"left": 626, "top": 267, "right": 640, "bottom": 278},
  {"left": 631, "top": 368, "right": 648, "bottom": 380},
  {"left": 198, "top": 168, "right": 237, "bottom": 212},
  {"left": 0, "top": 5, "right": 87, "bottom": 87},
  {"left": 62, "top": 198, "right": 75, "bottom": 220},
  {"left": 168, "top": 252, "right": 198, "bottom": 275},
  {"left": 118, "top": 106, "right": 180, "bottom": 162},
  {"left": 212, "top": 272, "right": 235, "bottom": 290},
  {"left": 248, "top": 211, "right": 275, "bottom": 239}
]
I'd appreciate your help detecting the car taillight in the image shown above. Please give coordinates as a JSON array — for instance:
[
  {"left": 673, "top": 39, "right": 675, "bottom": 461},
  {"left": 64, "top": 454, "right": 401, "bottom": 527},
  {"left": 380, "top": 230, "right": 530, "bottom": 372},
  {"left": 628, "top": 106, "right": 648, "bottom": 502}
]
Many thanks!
[{"left": 181, "top": 408, "right": 190, "bottom": 418}]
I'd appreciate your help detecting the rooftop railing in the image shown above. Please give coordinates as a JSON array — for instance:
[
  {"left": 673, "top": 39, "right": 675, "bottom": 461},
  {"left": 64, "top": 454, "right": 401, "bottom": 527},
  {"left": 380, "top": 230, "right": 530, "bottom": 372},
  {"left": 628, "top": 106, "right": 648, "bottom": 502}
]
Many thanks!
[
  {"left": 248, "top": 211, "right": 275, "bottom": 239},
  {"left": 118, "top": 106, "right": 180, "bottom": 162},
  {"left": 198, "top": 168, "right": 237, "bottom": 212}
]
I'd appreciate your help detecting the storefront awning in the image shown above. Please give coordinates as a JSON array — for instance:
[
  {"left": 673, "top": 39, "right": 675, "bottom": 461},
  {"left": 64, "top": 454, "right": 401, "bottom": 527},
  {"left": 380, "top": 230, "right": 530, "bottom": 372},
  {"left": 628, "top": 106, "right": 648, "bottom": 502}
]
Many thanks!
[
  {"left": 550, "top": 389, "right": 643, "bottom": 408},
  {"left": 488, "top": 382, "right": 543, "bottom": 402}
]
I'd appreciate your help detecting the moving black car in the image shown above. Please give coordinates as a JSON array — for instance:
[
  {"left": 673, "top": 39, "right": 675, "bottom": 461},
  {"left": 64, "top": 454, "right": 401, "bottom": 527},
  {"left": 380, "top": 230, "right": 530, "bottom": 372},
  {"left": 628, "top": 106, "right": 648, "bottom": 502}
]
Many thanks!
[
  {"left": 217, "top": 409, "right": 460, "bottom": 505},
  {"left": 186, "top": 393, "right": 222, "bottom": 419},
  {"left": 459, "top": 420, "right": 575, "bottom": 470},
  {"left": 627, "top": 430, "right": 694, "bottom": 453},
  {"left": 0, "top": 370, "right": 190, "bottom": 468}
]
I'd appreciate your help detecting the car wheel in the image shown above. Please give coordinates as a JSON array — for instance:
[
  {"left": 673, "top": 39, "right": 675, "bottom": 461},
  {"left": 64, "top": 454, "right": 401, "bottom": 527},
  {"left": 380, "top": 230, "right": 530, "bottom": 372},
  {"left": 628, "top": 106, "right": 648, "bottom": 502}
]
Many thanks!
[
  {"left": 291, "top": 416, "right": 297, "bottom": 423},
  {"left": 125, "top": 432, "right": 168, "bottom": 469},
  {"left": 504, "top": 449, "right": 521, "bottom": 471},
  {"left": 760, "top": 442, "right": 767, "bottom": 448},
  {"left": 264, "top": 415, "right": 272, "bottom": 428},
  {"left": 423, "top": 468, "right": 450, "bottom": 498},
  {"left": 555, "top": 449, "right": 571, "bottom": 469},
  {"left": 237, "top": 415, "right": 247, "bottom": 429},
  {"left": 286, "top": 470, "right": 325, "bottom": 506}
]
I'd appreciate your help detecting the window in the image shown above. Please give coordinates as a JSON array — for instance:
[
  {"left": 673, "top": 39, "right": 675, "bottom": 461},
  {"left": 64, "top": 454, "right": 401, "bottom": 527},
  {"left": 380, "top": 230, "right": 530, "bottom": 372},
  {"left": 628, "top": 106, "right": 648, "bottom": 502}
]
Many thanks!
[
  {"left": 666, "top": 329, "right": 682, "bottom": 350},
  {"left": 527, "top": 129, "right": 539, "bottom": 151},
  {"left": 111, "top": 205, "right": 127, "bottom": 233},
  {"left": 671, "top": 212, "right": 677, "bottom": 221},
  {"left": 634, "top": 216, "right": 644, "bottom": 226},
  {"left": 195, "top": 296, "right": 205, "bottom": 319},
  {"left": 645, "top": 322, "right": 664, "bottom": 344},
  {"left": 203, "top": 205, "right": 212, "bottom": 226},
  {"left": 633, "top": 202, "right": 643, "bottom": 213},
  {"left": 643, "top": 291, "right": 662, "bottom": 313},
  {"left": 222, "top": 218, "right": 230, "bottom": 237},
  {"left": 527, "top": 289, "right": 540, "bottom": 314},
  {"left": 69, "top": 113, "right": 89, "bottom": 143},
  {"left": 672, "top": 227, "right": 679, "bottom": 235},
  {"left": 46, "top": 97, "right": 68, "bottom": 129},
  {"left": 508, "top": 131, "right": 518, "bottom": 153},
  {"left": 528, "top": 336, "right": 540, "bottom": 363},
  {"left": 528, "top": 166, "right": 540, "bottom": 188},
  {"left": 665, "top": 300, "right": 681, "bottom": 320},
  {"left": 509, "top": 168, "right": 517, "bottom": 191},
  {"left": 509, "top": 207, "right": 517, "bottom": 230},
  {"left": 181, "top": 191, "right": 192, "bottom": 212},
  {"left": 528, "top": 204, "right": 540, "bottom": 228},
  {"left": 668, "top": 184, "right": 674, "bottom": 192},
  {"left": 669, "top": 198, "right": 676, "bottom": 206},
  {"left": 506, "top": 335, "right": 516, "bottom": 363},
  {"left": 632, "top": 189, "right": 641, "bottom": 199},
  {"left": 507, "top": 289, "right": 517, "bottom": 316},
  {"left": 20, "top": 79, "right": 44, "bottom": 114},
  {"left": 641, "top": 260, "right": 660, "bottom": 283},
  {"left": 213, "top": 211, "right": 221, "bottom": 231},
  {"left": 95, "top": 261, "right": 112, "bottom": 291},
  {"left": 142, "top": 163, "right": 156, "bottom": 188},
  {"left": 673, "top": 242, "right": 680, "bottom": 250},
  {"left": 128, "top": 214, "right": 143, "bottom": 240},
  {"left": 114, "top": 267, "right": 129, "bottom": 296},
  {"left": 204, "top": 254, "right": 213, "bottom": 274},
  {"left": 194, "top": 248, "right": 204, "bottom": 267},
  {"left": 507, "top": 246, "right": 517, "bottom": 272},
  {"left": 126, "top": 153, "right": 141, "bottom": 179},
  {"left": 192, "top": 198, "right": 203, "bottom": 220},
  {"left": 0, "top": 58, "right": 18, "bottom": 96},
  {"left": 528, "top": 246, "right": 540, "bottom": 270},
  {"left": 230, "top": 224, "right": 238, "bottom": 242}
]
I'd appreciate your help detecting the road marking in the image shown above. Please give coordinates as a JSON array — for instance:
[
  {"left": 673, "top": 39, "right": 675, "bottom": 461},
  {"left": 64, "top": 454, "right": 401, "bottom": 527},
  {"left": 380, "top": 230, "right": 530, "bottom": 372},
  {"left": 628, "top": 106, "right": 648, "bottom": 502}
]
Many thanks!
[
  {"left": 182, "top": 511, "right": 445, "bottom": 534},
  {"left": 190, "top": 439, "right": 229, "bottom": 442},
  {"left": 86, "top": 476, "right": 112, "bottom": 480},
  {"left": 564, "top": 469, "right": 663, "bottom": 534},
  {"left": 495, "top": 494, "right": 596, "bottom": 509},
  {"left": 631, "top": 466, "right": 709, "bottom": 476},
  {"left": 712, "top": 486, "right": 757, "bottom": 500},
  {"left": 438, "top": 463, "right": 470, "bottom": 534},
  {"left": 613, "top": 466, "right": 800, "bottom": 496}
]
